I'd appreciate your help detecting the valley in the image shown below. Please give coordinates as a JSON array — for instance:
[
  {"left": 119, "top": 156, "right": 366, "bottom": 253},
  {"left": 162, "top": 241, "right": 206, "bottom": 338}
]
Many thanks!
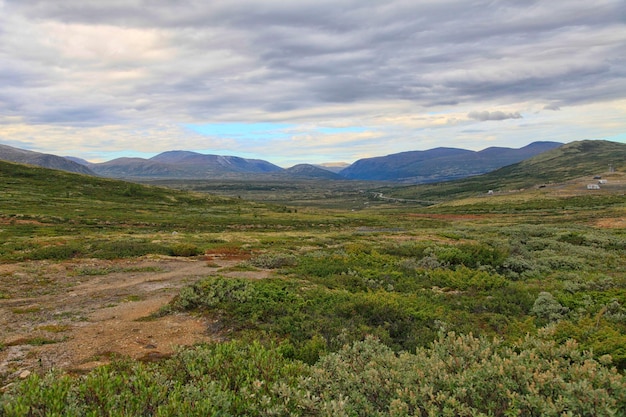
[{"left": 0, "top": 140, "right": 625, "bottom": 415}]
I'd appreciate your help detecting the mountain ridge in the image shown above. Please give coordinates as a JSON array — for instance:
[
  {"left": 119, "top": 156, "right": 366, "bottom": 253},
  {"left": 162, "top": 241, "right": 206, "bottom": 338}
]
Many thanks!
[
  {"left": 0, "top": 140, "right": 582, "bottom": 182},
  {"left": 0, "top": 144, "right": 96, "bottom": 176},
  {"left": 340, "top": 141, "right": 563, "bottom": 182}
]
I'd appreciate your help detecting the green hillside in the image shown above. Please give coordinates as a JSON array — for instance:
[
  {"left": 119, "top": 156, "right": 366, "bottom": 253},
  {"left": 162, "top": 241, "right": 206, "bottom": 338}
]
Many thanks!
[
  {"left": 0, "top": 160, "right": 353, "bottom": 238},
  {"left": 1, "top": 155, "right": 626, "bottom": 416},
  {"left": 387, "top": 140, "right": 626, "bottom": 202}
]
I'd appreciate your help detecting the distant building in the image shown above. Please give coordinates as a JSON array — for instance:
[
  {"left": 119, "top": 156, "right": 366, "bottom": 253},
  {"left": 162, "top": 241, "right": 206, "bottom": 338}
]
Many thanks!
[{"left": 587, "top": 184, "right": 600, "bottom": 190}]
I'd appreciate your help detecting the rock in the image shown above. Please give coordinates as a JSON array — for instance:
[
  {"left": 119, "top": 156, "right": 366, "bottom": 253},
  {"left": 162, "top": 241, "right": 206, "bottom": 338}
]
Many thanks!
[{"left": 18, "top": 370, "right": 31, "bottom": 379}]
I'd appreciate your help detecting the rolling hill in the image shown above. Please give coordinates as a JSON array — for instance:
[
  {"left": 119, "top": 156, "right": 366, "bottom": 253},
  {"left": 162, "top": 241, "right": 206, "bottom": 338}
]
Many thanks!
[
  {"left": 387, "top": 140, "right": 626, "bottom": 202},
  {"left": 285, "top": 164, "right": 344, "bottom": 179}
]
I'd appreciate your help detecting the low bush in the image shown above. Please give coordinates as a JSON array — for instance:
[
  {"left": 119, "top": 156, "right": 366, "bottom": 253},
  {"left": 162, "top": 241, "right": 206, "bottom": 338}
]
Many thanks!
[
  {"left": 168, "top": 243, "right": 202, "bottom": 257},
  {"left": 247, "top": 252, "right": 297, "bottom": 269},
  {"left": 26, "top": 243, "right": 83, "bottom": 260},
  {"left": 296, "top": 333, "right": 626, "bottom": 417},
  {"left": 168, "top": 276, "right": 437, "bottom": 360},
  {"left": 531, "top": 292, "right": 569, "bottom": 323},
  {"left": 432, "top": 242, "right": 509, "bottom": 268},
  {"left": 3, "top": 334, "right": 624, "bottom": 416},
  {"left": 91, "top": 240, "right": 169, "bottom": 259},
  {"left": 420, "top": 266, "right": 508, "bottom": 291}
]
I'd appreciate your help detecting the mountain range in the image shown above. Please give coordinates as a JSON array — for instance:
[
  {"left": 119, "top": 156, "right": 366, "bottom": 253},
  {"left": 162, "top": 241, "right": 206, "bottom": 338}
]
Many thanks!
[
  {"left": 0, "top": 141, "right": 567, "bottom": 183},
  {"left": 340, "top": 141, "right": 562, "bottom": 182}
]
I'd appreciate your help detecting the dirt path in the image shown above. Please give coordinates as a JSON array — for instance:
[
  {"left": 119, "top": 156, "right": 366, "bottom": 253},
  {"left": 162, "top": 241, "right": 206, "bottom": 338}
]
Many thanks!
[{"left": 0, "top": 255, "right": 268, "bottom": 384}]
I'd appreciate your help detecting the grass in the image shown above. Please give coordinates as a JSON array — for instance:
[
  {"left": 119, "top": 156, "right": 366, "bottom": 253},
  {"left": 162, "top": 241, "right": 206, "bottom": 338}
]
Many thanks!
[
  {"left": 35, "top": 325, "right": 71, "bottom": 333},
  {"left": 11, "top": 307, "right": 41, "bottom": 314},
  {"left": 6, "top": 336, "right": 65, "bottom": 346}
]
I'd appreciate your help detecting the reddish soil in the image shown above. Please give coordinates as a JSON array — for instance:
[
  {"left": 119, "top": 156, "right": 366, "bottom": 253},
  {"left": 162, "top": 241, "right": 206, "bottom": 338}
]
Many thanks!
[{"left": 0, "top": 255, "right": 269, "bottom": 386}]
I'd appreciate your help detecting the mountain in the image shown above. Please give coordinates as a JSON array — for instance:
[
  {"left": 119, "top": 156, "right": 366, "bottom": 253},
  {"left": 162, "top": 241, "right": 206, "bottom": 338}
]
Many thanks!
[
  {"left": 88, "top": 157, "right": 189, "bottom": 178},
  {"left": 0, "top": 140, "right": 569, "bottom": 182},
  {"left": 340, "top": 141, "right": 563, "bottom": 183},
  {"left": 0, "top": 144, "right": 96, "bottom": 175},
  {"left": 314, "top": 162, "right": 351, "bottom": 173},
  {"left": 285, "top": 164, "right": 344, "bottom": 179},
  {"left": 89, "top": 151, "right": 284, "bottom": 179},
  {"left": 64, "top": 156, "right": 91, "bottom": 166},
  {"left": 388, "top": 140, "right": 626, "bottom": 202}
]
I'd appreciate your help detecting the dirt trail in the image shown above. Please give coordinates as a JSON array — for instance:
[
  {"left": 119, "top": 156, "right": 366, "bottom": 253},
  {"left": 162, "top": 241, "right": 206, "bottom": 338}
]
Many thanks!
[{"left": 0, "top": 255, "right": 267, "bottom": 384}]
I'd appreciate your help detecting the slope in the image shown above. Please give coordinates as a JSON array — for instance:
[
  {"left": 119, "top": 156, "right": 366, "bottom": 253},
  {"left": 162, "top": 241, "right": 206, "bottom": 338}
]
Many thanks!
[
  {"left": 0, "top": 143, "right": 96, "bottom": 176},
  {"left": 386, "top": 140, "right": 626, "bottom": 202}
]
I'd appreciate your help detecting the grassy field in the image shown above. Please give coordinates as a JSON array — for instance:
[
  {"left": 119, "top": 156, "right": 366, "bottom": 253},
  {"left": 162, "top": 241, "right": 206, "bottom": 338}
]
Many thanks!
[{"left": 1, "top": 159, "right": 625, "bottom": 415}]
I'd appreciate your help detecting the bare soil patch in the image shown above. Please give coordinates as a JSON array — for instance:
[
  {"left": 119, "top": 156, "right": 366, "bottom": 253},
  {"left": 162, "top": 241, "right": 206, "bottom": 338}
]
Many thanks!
[{"left": 0, "top": 255, "right": 268, "bottom": 384}]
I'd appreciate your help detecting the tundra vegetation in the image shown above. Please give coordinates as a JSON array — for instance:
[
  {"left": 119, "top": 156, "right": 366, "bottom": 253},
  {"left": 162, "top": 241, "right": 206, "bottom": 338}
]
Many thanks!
[{"left": 0, "top": 159, "right": 625, "bottom": 416}]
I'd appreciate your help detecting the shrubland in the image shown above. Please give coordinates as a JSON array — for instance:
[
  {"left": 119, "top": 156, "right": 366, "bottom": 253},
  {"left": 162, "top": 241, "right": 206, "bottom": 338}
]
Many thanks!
[{"left": 1, "top": 160, "right": 625, "bottom": 415}]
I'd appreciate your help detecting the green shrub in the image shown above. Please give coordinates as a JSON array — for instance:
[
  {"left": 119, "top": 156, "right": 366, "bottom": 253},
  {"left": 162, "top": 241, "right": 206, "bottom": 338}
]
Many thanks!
[
  {"left": 91, "top": 240, "right": 169, "bottom": 259},
  {"left": 27, "top": 243, "right": 83, "bottom": 260},
  {"left": 248, "top": 252, "right": 297, "bottom": 269},
  {"left": 168, "top": 243, "right": 202, "bottom": 257},
  {"left": 531, "top": 292, "right": 569, "bottom": 323},
  {"left": 0, "top": 342, "right": 307, "bottom": 416},
  {"left": 422, "top": 266, "right": 508, "bottom": 291},
  {"left": 433, "top": 243, "right": 509, "bottom": 268},
  {"left": 558, "top": 231, "right": 587, "bottom": 245},
  {"left": 168, "top": 277, "right": 437, "bottom": 358},
  {"left": 296, "top": 333, "right": 626, "bottom": 417},
  {"left": 2, "top": 325, "right": 625, "bottom": 416}
]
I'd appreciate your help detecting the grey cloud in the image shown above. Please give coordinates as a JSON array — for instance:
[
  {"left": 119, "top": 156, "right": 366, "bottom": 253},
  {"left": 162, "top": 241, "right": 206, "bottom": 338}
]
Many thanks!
[
  {"left": 1, "top": 0, "right": 625, "bottom": 129},
  {"left": 468, "top": 111, "right": 523, "bottom": 121},
  {"left": 544, "top": 104, "right": 561, "bottom": 111}
]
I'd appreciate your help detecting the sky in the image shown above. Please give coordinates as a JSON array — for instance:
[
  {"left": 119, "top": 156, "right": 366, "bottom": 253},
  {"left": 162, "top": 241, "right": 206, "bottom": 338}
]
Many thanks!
[{"left": 1, "top": 0, "right": 625, "bottom": 167}]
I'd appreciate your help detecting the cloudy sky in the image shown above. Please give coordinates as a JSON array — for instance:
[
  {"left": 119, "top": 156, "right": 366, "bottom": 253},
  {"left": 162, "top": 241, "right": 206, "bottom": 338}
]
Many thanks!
[{"left": 1, "top": 0, "right": 625, "bottom": 166}]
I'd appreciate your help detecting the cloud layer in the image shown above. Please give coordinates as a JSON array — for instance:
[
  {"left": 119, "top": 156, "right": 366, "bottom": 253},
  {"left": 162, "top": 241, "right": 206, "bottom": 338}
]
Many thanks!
[{"left": 1, "top": 0, "right": 625, "bottom": 164}]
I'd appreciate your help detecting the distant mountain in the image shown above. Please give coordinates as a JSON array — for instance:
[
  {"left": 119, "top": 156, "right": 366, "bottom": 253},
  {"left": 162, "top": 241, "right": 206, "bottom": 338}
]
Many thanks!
[
  {"left": 388, "top": 140, "right": 626, "bottom": 202},
  {"left": 89, "top": 151, "right": 284, "bottom": 179},
  {"left": 0, "top": 144, "right": 96, "bottom": 175},
  {"left": 88, "top": 157, "right": 188, "bottom": 178},
  {"left": 64, "top": 156, "right": 91, "bottom": 166},
  {"left": 314, "top": 162, "right": 351, "bottom": 173},
  {"left": 0, "top": 140, "right": 567, "bottom": 182},
  {"left": 285, "top": 164, "right": 344, "bottom": 179},
  {"left": 340, "top": 141, "right": 562, "bottom": 183}
]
